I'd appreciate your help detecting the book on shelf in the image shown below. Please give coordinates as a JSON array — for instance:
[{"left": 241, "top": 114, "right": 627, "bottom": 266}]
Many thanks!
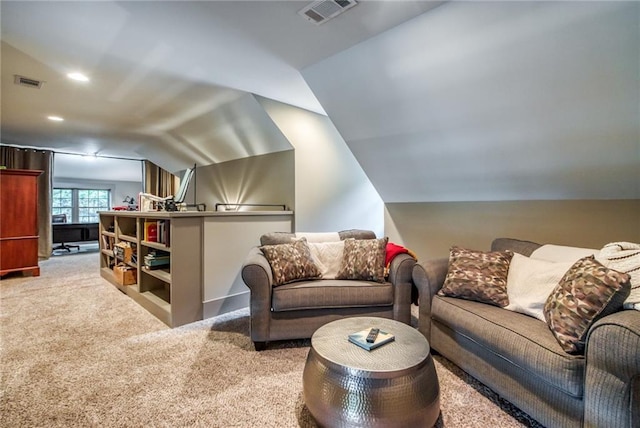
[
  {"left": 143, "top": 220, "right": 170, "bottom": 246},
  {"left": 143, "top": 249, "right": 170, "bottom": 269},
  {"left": 156, "top": 220, "right": 170, "bottom": 246},
  {"left": 348, "top": 328, "right": 395, "bottom": 351},
  {"left": 144, "top": 220, "right": 158, "bottom": 242},
  {"left": 157, "top": 220, "right": 165, "bottom": 244},
  {"left": 102, "top": 235, "right": 115, "bottom": 250}
]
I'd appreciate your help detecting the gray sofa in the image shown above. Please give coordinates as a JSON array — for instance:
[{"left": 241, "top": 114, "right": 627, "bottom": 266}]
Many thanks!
[
  {"left": 242, "top": 230, "right": 415, "bottom": 350},
  {"left": 413, "top": 238, "right": 640, "bottom": 428}
]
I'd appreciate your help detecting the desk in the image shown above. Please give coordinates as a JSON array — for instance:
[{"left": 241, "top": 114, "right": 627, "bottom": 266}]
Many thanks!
[{"left": 53, "top": 223, "right": 99, "bottom": 244}]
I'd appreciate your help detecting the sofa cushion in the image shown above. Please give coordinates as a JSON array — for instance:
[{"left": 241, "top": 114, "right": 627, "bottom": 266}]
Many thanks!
[
  {"left": 530, "top": 244, "right": 599, "bottom": 263},
  {"left": 505, "top": 253, "right": 573, "bottom": 321},
  {"left": 260, "top": 232, "right": 296, "bottom": 246},
  {"left": 272, "top": 279, "right": 394, "bottom": 311},
  {"left": 338, "top": 229, "right": 377, "bottom": 240},
  {"left": 432, "top": 295, "right": 585, "bottom": 398},
  {"left": 544, "top": 256, "right": 631, "bottom": 354},
  {"left": 337, "top": 237, "right": 388, "bottom": 283},
  {"left": 259, "top": 238, "right": 321, "bottom": 286},
  {"left": 439, "top": 246, "right": 513, "bottom": 307},
  {"left": 308, "top": 241, "right": 345, "bottom": 279},
  {"left": 491, "top": 238, "right": 541, "bottom": 256},
  {"left": 260, "top": 229, "right": 376, "bottom": 246}
]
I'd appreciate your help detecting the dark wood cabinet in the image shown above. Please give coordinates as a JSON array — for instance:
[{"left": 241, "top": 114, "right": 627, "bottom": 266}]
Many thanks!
[{"left": 0, "top": 169, "right": 43, "bottom": 277}]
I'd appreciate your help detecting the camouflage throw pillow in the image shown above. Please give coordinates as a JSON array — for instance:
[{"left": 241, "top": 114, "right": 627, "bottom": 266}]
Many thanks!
[
  {"left": 438, "top": 246, "right": 513, "bottom": 307},
  {"left": 260, "top": 238, "right": 321, "bottom": 286},
  {"left": 544, "top": 256, "right": 631, "bottom": 354},
  {"left": 336, "top": 237, "right": 388, "bottom": 283}
]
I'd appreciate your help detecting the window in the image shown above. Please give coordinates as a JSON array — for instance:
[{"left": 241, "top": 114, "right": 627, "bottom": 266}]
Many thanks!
[
  {"left": 53, "top": 188, "right": 110, "bottom": 223},
  {"left": 52, "top": 189, "right": 73, "bottom": 221}
]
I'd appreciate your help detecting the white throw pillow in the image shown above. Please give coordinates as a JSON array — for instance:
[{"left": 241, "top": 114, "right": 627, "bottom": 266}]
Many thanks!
[
  {"left": 530, "top": 244, "right": 599, "bottom": 263},
  {"left": 598, "top": 242, "right": 640, "bottom": 311},
  {"left": 505, "top": 253, "right": 573, "bottom": 321},
  {"left": 307, "top": 241, "right": 345, "bottom": 279}
]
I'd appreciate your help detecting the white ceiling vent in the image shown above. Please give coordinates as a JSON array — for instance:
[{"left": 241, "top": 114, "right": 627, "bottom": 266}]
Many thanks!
[
  {"left": 298, "top": 0, "right": 358, "bottom": 25},
  {"left": 14, "top": 75, "right": 44, "bottom": 89}
]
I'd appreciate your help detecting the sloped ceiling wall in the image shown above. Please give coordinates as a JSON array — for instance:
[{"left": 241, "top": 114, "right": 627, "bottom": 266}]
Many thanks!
[
  {"left": 144, "top": 93, "right": 294, "bottom": 173},
  {"left": 303, "top": 1, "right": 639, "bottom": 203}
]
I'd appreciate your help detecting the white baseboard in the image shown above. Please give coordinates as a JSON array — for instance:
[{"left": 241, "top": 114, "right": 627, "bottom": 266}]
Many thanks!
[{"left": 203, "top": 291, "right": 250, "bottom": 319}]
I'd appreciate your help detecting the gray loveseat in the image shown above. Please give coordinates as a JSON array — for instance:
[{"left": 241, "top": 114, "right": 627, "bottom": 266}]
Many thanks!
[
  {"left": 242, "top": 230, "right": 415, "bottom": 350},
  {"left": 413, "top": 238, "right": 640, "bottom": 428}
]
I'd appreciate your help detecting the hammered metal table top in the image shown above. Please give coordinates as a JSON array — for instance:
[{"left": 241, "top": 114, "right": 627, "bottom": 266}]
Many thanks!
[{"left": 311, "top": 317, "right": 430, "bottom": 376}]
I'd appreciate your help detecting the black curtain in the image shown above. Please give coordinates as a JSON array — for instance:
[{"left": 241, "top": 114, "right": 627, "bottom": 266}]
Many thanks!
[{"left": 1, "top": 146, "right": 54, "bottom": 258}]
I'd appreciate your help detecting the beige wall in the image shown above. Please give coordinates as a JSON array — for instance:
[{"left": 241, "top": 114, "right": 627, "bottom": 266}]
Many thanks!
[
  {"left": 191, "top": 150, "right": 294, "bottom": 213},
  {"left": 385, "top": 200, "right": 640, "bottom": 261},
  {"left": 258, "top": 96, "right": 384, "bottom": 235}
]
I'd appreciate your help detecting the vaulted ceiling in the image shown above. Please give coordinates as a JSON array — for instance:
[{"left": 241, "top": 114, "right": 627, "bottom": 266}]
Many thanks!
[
  {"left": 1, "top": 0, "right": 441, "bottom": 170},
  {"left": 2, "top": 1, "right": 638, "bottom": 201}
]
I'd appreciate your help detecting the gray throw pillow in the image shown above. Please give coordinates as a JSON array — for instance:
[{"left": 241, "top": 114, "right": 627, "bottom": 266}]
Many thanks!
[
  {"left": 260, "top": 238, "right": 321, "bottom": 286},
  {"left": 439, "top": 246, "right": 513, "bottom": 307},
  {"left": 336, "top": 237, "right": 388, "bottom": 283},
  {"left": 543, "top": 256, "right": 631, "bottom": 354}
]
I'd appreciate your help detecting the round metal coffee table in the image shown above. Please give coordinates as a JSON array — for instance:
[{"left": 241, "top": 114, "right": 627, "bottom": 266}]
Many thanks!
[{"left": 303, "top": 317, "right": 440, "bottom": 428}]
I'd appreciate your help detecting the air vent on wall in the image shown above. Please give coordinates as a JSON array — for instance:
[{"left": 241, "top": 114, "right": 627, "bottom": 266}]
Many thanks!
[
  {"left": 14, "top": 75, "right": 44, "bottom": 89},
  {"left": 298, "top": 0, "right": 358, "bottom": 25}
]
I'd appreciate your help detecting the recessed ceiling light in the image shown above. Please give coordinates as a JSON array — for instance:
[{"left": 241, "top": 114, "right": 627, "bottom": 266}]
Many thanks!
[
  {"left": 48, "top": 116, "right": 64, "bottom": 122},
  {"left": 67, "top": 72, "right": 89, "bottom": 82}
]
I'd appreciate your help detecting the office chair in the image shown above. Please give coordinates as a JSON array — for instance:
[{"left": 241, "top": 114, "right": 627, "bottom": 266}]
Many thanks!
[{"left": 52, "top": 213, "right": 81, "bottom": 252}]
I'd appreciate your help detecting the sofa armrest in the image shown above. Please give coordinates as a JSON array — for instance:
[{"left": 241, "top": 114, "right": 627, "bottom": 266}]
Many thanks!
[
  {"left": 412, "top": 258, "right": 449, "bottom": 341},
  {"left": 387, "top": 253, "right": 416, "bottom": 325},
  {"left": 584, "top": 310, "right": 640, "bottom": 428},
  {"left": 241, "top": 247, "right": 274, "bottom": 342}
]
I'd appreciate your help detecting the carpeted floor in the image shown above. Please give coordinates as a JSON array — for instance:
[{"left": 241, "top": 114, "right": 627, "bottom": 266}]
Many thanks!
[
  {"left": 51, "top": 242, "right": 99, "bottom": 257},
  {"left": 1, "top": 253, "right": 543, "bottom": 427}
]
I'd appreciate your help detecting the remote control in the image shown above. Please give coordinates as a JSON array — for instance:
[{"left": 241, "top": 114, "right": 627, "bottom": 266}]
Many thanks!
[{"left": 366, "top": 328, "right": 380, "bottom": 343}]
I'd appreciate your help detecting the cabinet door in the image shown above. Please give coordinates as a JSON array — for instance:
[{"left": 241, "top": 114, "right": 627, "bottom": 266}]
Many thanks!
[
  {"left": 0, "top": 239, "right": 39, "bottom": 270},
  {"left": 0, "top": 173, "right": 38, "bottom": 238},
  {"left": 0, "top": 169, "right": 41, "bottom": 276}
]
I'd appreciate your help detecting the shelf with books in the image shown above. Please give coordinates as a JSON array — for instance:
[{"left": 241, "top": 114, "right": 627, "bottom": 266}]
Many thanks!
[
  {"left": 142, "top": 219, "right": 171, "bottom": 247},
  {"left": 140, "top": 242, "right": 170, "bottom": 282},
  {"left": 97, "top": 211, "right": 210, "bottom": 328},
  {"left": 99, "top": 214, "right": 117, "bottom": 273}
]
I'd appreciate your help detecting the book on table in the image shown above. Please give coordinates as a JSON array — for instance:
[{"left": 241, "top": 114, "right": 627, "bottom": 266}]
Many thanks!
[{"left": 348, "top": 327, "right": 395, "bottom": 351}]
